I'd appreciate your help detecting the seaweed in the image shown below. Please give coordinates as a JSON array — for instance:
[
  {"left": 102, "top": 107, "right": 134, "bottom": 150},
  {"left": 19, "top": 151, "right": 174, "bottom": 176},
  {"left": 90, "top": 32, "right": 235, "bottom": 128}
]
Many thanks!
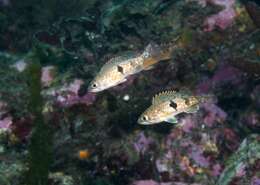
[
  {"left": 217, "top": 134, "right": 260, "bottom": 185},
  {"left": 0, "top": 0, "right": 260, "bottom": 185},
  {"left": 23, "top": 56, "right": 53, "bottom": 185}
]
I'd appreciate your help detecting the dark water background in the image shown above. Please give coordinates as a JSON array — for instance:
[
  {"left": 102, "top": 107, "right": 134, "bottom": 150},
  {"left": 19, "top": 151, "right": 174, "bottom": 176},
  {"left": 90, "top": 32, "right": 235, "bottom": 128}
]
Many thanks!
[{"left": 0, "top": 0, "right": 259, "bottom": 185}]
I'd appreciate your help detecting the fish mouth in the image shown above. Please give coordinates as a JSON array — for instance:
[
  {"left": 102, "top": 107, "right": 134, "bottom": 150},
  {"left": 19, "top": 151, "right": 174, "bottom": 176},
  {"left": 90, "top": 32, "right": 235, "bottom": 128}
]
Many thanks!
[
  {"left": 137, "top": 119, "right": 151, "bottom": 125},
  {"left": 87, "top": 84, "right": 102, "bottom": 93},
  {"left": 88, "top": 87, "right": 98, "bottom": 93},
  {"left": 138, "top": 118, "right": 163, "bottom": 125}
]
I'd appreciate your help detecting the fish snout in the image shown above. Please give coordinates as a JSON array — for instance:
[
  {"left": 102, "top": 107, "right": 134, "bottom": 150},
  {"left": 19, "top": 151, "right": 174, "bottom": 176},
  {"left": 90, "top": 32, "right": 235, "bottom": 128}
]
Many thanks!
[
  {"left": 88, "top": 81, "right": 101, "bottom": 93},
  {"left": 88, "top": 86, "right": 98, "bottom": 93},
  {"left": 137, "top": 119, "right": 150, "bottom": 125},
  {"left": 137, "top": 115, "right": 152, "bottom": 125}
]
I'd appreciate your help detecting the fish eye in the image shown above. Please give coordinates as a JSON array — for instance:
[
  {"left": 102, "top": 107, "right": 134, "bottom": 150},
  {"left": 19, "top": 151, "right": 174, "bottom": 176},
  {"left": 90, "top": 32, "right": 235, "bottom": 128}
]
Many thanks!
[
  {"left": 92, "top": 83, "right": 97, "bottom": 88},
  {"left": 142, "top": 115, "right": 148, "bottom": 121}
]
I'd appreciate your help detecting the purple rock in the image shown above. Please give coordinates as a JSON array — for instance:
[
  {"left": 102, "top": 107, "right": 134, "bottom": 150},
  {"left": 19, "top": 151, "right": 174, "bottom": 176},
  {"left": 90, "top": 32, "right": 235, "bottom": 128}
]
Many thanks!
[
  {"left": 55, "top": 79, "right": 96, "bottom": 107},
  {"left": 180, "top": 116, "right": 196, "bottom": 133},
  {"left": 133, "top": 132, "right": 154, "bottom": 154},
  {"left": 203, "top": 0, "right": 236, "bottom": 31},
  {"left": 211, "top": 65, "right": 242, "bottom": 86},
  {"left": 189, "top": 147, "right": 209, "bottom": 167},
  {"left": 251, "top": 176, "right": 260, "bottom": 185},
  {"left": 202, "top": 103, "right": 227, "bottom": 126},
  {"left": 0, "top": 117, "right": 12, "bottom": 130},
  {"left": 211, "top": 164, "right": 222, "bottom": 177}
]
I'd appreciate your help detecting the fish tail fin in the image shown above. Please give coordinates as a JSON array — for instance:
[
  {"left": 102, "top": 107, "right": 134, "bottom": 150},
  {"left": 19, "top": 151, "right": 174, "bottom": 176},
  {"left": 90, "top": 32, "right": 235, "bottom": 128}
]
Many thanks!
[
  {"left": 159, "top": 36, "right": 181, "bottom": 59},
  {"left": 141, "top": 42, "right": 162, "bottom": 70},
  {"left": 142, "top": 37, "right": 180, "bottom": 70},
  {"left": 142, "top": 42, "right": 171, "bottom": 70},
  {"left": 142, "top": 42, "right": 162, "bottom": 59}
]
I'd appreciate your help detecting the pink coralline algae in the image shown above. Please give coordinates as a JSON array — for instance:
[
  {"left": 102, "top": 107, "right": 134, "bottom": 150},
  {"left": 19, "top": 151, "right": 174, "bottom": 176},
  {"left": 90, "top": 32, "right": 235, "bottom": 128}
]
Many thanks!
[
  {"left": 211, "top": 163, "right": 222, "bottom": 176},
  {"left": 180, "top": 115, "right": 196, "bottom": 133},
  {"left": 251, "top": 176, "right": 260, "bottom": 185},
  {"left": 12, "top": 62, "right": 55, "bottom": 87},
  {"left": 57, "top": 92, "right": 96, "bottom": 108},
  {"left": 211, "top": 65, "right": 242, "bottom": 86},
  {"left": 204, "top": 8, "right": 236, "bottom": 31},
  {"left": 156, "top": 150, "right": 174, "bottom": 173},
  {"left": 202, "top": 102, "right": 227, "bottom": 126},
  {"left": 181, "top": 141, "right": 210, "bottom": 168},
  {"left": 41, "top": 66, "right": 55, "bottom": 87},
  {"left": 56, "top": 79, "right": 96, "bottom": 108},
  {"left": 196, "top": 65, "right": 242, "bottom": 94},
  {"left": 203, "top": 0, "right": 236, "bottom": 31},
  {"left": 189, "top": 147, "right": 209, "bottom": 167},
  {"left": 0, "top": 116, "right": 12, "bottom": 131},
  {"left": 178, "top": 141, "right": 210, "bottom": 175},
  {"left": 133, "top": 132, "right": 154, "bottom": 155}
]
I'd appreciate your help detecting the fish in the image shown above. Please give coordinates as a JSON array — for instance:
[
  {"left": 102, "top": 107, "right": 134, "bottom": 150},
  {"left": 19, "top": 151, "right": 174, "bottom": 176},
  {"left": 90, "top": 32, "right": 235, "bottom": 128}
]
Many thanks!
[
  {"left": 137, "top": 90, "right": 212, "bottom": 125},
  {"left": 88, "top": 40, "right": 178, "bottom": 93}
]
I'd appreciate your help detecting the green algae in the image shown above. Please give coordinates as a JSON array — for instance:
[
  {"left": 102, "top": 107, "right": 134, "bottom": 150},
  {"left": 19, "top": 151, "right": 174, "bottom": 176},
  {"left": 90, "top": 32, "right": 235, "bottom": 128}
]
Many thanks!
[
  {"left": 0, "top": 161, "right": 25, "bottom": 185},
  {"left": 23, "top": 56, "right": 53, "bottom": 185},
  {"left": 0, "top": 1, "right": 259, "bottom": 185},
  {"left": 217, "top": 134, "right": 260, "bottom": 185}
]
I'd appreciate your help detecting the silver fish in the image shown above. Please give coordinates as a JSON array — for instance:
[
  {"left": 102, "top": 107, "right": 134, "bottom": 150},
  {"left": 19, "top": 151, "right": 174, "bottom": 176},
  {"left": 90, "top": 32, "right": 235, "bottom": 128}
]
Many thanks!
[{"left": 88, "top": 42, "right": 176, "bottom": 93}]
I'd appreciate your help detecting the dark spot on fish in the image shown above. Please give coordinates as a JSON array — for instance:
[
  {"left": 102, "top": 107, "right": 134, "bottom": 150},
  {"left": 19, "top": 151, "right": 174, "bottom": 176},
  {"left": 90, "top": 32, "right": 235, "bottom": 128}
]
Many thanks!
[
  {"left": 117, "top": 65, "right": 124, "bottom": 74},
  {"left": 184, "top": 98, "right": 191, "bottom": 105},
  {"left": 170, "top": 101, "right": 177, "bottom": 110}
]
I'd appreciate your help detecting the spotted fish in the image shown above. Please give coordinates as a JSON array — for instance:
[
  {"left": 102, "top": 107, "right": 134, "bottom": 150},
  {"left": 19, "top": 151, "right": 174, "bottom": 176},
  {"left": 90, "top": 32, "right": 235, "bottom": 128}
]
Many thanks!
[
  {"left": 138, "top": 90, "right": 212, "bottom": 125},
  {"left": 88, "top": 40, "right": 178, "bottom": 93}
]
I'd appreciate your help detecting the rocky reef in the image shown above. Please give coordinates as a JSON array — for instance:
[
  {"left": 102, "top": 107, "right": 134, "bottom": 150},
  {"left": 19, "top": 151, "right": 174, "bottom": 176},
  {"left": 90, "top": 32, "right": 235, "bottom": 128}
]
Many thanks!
[{"left": 0, "top": 0, "right": 259, "bottom": 185}]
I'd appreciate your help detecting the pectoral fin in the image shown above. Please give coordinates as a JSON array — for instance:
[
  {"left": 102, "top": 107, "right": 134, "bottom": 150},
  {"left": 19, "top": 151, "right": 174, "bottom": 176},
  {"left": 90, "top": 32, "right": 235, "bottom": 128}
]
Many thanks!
[
  {"left": 121, "top": 78, "right": 127, "bottom": 83},
  {"left": 185, "top": 105, "right": 199, "bottom": 113},
  {"left": 143, "top": 64, "right": 155, "bottom": 71},
  {"left": 143, "top": 58, "right": 157, "bottom": 70},
  {"left": 165, "top": 116, "right": 178, "bottom": 124}
]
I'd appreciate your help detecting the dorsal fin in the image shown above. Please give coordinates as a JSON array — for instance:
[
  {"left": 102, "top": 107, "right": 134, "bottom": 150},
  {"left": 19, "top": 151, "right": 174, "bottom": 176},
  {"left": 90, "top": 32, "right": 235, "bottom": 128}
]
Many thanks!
[
  {"left": 142, "top": 42, "right": 161, "bottom": 59},
  {"left": 152, "top": 90, "right": 178, "bottom": 105},
  {"left": 109, "top": 51, "right": 140, "bottom": 65},
  {"left": 158, "top": 36, "right": 180, "bottom": 55},
  {"left": 101, "top": 51, "right": 140, "bottom": 71}
]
